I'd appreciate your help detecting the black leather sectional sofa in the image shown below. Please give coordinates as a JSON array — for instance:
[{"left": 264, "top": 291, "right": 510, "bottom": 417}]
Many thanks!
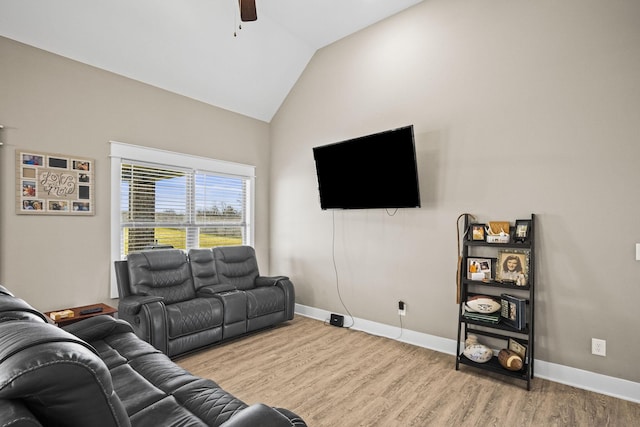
[
  {"left": 0, "top": 285, "right": 306, "bottom": 427},
  {"left": 115, "top": 245, "right": 296, "bottom": 358}
]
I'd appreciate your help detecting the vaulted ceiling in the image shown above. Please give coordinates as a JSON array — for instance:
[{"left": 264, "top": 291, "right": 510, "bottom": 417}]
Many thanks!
[{"left": 0, "top": 0, "right": 423, "bottom": 122}]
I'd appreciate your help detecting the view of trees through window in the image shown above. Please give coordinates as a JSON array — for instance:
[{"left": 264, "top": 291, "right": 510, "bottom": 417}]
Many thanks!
[{"left": 120, "top": 163, "right": 247, "bottom": 256}]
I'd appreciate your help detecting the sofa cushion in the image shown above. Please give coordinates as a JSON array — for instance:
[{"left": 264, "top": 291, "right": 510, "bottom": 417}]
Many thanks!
[
  {"left": 245, "top": 287, "right": 285, "bottom": 319},
  {"left": 165, "top": 297, "right": 223, "bottom": 338},
  {"left": 87, "top": 321, "right": 248, "bottom": 426},
  {"left": 213, "top": 246, "right": 260, "bottom": 290},
  {"left": 174, "top": 379, "right": 247, "bottom": 425},
  {"left": 127, "top": 250, "right": 196, "bottom": 304},
  {"left": 129, "top": 396, "right": 209, "bottom": 427},
  {"left": 110, "top": 363, "right": 168, "bottom": 417},
  {"left": 189, "top": 248, "right": 219, "bottom": 290}
]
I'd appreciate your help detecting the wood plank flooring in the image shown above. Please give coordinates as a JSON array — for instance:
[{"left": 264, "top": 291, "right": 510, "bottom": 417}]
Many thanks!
[{"left": 176, "top": 316, "right": 639, "bottom": 426}]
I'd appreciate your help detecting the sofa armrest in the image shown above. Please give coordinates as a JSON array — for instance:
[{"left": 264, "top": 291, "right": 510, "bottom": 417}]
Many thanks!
[
  {"left": 255, "top": 276, "right": 289, "bottom": 287},
  {"left": 0, "top": 399, "right": 43, "bottom": 427},
  {"left": 197, "top": 283, "right": 237, "bottom": 296},
  {"left": 254, "top": 277, "right": 296, "bottom": 320},
  {"left": 118, "top": 295, "right": 164, "bottom": 316},
  {"left": 117, "top": 296, "right": 168, "bottom": 355},
  {"left": 0, "top": 321, "right": 130, "bottom": 427},
  {"left": 220, "top": 404, "right": 303, "bottom": 427}
]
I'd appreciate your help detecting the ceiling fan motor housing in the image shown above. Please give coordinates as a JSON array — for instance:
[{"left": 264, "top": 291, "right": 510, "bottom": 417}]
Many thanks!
[{"left": 239, "top": 0, "right": 257, "bottom": 22}]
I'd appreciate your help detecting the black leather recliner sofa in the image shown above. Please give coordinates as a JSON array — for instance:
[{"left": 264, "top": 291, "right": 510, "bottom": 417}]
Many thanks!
[
  {"left": 115, "top": 245, "right": 295, "bottom": 358},
  {"left": 0, "top": 285, "right": 306, "bottom": 427}
]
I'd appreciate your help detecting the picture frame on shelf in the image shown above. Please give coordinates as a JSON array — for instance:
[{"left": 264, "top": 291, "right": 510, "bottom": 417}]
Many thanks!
[
  {"left": 508, "top": 337, "right": 528, "bottom": 361},
  {"left": 496, "top": 250, "right": 529, "bottom": 286},
  {"left": 500, "top": 293, "right": 527, "bottom": 330},
  {"left": 467, "top": 257, "right": 495, "bottom": 281},
  {"left": 514, "top": 219, "right": 531, "bottom": 243},
  {"left": 469, "top": 223, "right": 486, "bottom": 241}
]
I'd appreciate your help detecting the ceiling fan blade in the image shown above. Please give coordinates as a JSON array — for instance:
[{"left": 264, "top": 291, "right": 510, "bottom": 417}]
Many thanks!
[{"left": 239, "top": 0, "right": 257, "bottom": 22}]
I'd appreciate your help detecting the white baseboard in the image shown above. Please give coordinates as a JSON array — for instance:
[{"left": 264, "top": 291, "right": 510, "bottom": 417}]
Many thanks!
[{"left": 294, "top": 304, "right": 640, "bottom": 403}]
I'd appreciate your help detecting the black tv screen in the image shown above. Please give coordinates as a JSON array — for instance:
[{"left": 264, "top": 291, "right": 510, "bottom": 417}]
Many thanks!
[{"left": 313, "top": 125, "right": 421, "bottom": 210}]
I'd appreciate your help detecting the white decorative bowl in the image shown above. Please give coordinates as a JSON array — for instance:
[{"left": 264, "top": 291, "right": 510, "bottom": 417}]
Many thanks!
[{"left": 463, "top": 344, "right": 493, "bottom": 363}]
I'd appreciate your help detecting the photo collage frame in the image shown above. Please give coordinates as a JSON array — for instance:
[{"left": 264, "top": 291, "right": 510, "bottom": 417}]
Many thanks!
[{"left": 16, "top": 150, "right": 94, "bottom": 215}]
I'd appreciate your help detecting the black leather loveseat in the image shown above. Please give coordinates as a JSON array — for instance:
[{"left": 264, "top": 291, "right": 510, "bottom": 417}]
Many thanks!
[
  {"left": 115, "top": 246, "right": 295, "bottom": 358},
  {"left": 0, "top": 285, "right": 306, "bottom": 427}
]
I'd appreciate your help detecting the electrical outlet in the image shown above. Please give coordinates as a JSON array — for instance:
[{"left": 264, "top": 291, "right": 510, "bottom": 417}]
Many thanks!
[
  {"left": 398, "top": 300, "right": 406, "bottom": 316},
  {"left": 592, "top": 338, "right": 606, "bottom": 356}
]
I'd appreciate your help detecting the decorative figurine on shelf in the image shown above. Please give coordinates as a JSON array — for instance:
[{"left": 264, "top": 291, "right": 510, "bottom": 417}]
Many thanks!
[
  {"left": 463, "top": 335, "right": 493, "bottom": 363},
  {"left": 465, "top": 334, "right": 479, "bottom": 348}
]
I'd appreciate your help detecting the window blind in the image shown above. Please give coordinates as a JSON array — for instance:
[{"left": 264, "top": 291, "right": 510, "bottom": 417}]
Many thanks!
[{"left": 119, "top": 161, "right": 248, "bottom": 257}]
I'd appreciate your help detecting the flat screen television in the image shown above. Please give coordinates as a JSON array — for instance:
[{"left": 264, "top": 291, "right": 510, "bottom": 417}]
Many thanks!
[{"left": 313, "top": 125, "right": 421, "bottom": 210}]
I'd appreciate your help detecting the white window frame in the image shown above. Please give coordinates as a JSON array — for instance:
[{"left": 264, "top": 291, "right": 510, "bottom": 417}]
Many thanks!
[{"left": 109, "top": 141, "right": 255, "bottom": 298}]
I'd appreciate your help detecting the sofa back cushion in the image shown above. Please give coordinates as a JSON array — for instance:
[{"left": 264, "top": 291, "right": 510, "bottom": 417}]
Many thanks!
[
  {"left": 0, "top": 292, "right": 50, "bottom": 324},
  {"left": 127, "top": 249, "right": 196, "bottom": 304},
  {"left": 213, "top": 246, "right": 259, "bottom": 290},
  {"left": 0, "top": 301, "right": 130, "bottom": 427},
  {"left": 188, "top": 248, "right": 219, "bottom": 290}
]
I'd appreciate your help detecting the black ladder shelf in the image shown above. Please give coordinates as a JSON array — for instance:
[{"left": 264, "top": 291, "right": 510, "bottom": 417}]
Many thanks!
[{"left": 455, "top": 213, "right": 535, "bottom": 390}]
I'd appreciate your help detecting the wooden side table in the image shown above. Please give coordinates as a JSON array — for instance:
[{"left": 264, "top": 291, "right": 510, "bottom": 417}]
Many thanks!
[{"left": 44, "top": 303, "right": 117, "bottom": 327}]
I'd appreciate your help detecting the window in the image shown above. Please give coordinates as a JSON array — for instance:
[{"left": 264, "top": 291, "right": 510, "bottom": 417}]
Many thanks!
[{"left": 110, "top": 142, "right": 255, "bottom": 297}]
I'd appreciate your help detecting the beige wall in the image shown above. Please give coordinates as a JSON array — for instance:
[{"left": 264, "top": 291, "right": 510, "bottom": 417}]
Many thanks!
[
  {"left": 270, "top": 0, "right": 640, "bottom": 383},
  {"left": 0, "top": 37, "right": 271, "bottom": 311},
  {"left": 1, "top": 0, "right": 639, "bottom": 387}
]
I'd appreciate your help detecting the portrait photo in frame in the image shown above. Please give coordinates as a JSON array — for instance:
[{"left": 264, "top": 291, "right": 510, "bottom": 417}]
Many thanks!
[
  {"left": 496, "top": 250, "right": 529, "bottom": 286},
  {"left": 469, "top": 223, "right": 486, "bottom": 241}
]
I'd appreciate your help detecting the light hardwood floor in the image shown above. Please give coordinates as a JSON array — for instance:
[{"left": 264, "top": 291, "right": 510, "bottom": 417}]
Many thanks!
[{"left": 176, "top": 316, "right": 639, "bottom": 426}]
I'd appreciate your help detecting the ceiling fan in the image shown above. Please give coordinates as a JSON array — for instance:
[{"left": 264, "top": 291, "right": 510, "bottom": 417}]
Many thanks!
[{"left": 239, "top": 0, "right": 257, "bottom": 22}]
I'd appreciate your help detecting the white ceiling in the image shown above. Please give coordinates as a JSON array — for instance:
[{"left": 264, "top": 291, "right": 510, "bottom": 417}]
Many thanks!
[{"left": 0, "top": 0, "right": 423, "bottom": 122}]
